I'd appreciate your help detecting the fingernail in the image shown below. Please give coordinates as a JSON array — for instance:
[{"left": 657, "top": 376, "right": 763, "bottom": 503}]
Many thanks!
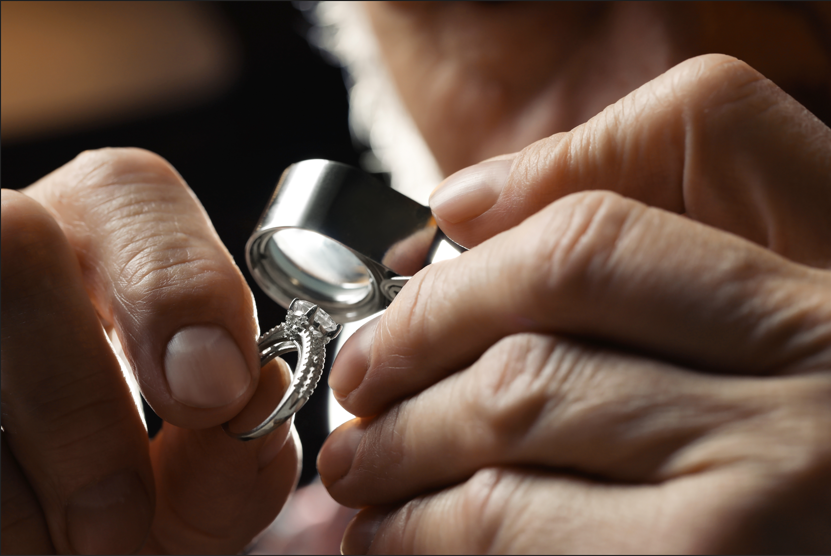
[
  {"left": 328, "top": 318, "right": 379, "bottom": 400},
  {"left": 342, "top": 511, "right": 386, "bottom": 555},
  {"left": 66, "top": 470, "right": 152, "bottom": 555},
  {"left": 165, "top": 325, "right": 252, "bottom": 408},
  {"left": 317, "top": 421, "right": 365, "bottom": 487},
  {"left": 429, "top": 158, "right": 513, "bottom": 224}
]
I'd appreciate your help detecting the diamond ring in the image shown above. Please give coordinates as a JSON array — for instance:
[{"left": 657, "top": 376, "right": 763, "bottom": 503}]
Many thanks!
[{"left": 222, "top": 299, "right": 342, "bottom": 441}]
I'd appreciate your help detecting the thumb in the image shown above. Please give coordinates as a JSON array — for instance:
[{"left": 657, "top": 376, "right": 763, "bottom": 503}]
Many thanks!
[
  {"left": 429, "top": 54, "right": 831, "bottom": 269},
  {"left": 24, "top": 148, "right": 260, "bottom": 428}
]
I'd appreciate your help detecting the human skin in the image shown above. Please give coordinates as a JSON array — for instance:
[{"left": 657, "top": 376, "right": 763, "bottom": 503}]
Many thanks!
[
  {"left": 363, "top": 2, "right": 831, "bottom": 176},
  {"left": 1, "top": 151, "right": 301, "bottom": 554},
  {"left": 316, "top": 3, "right": 831, "bottom": 554},
  {"left": 3, "top": 2, "right": 831, "bottom": 554}
]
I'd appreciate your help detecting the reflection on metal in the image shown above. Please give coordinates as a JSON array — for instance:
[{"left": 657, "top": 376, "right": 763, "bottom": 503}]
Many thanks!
[
  {"left": 266, "top": 229, "right": 373, "bottom": 305},
  {"left": 431, "top": 236, "right": 466, "bottom": 264},
  {"left": 224, "top": 299, "right": 342, "bottom": 441},
  {"left": 247, "top": 159, "right": 466, "bottom": 323},
  {"left": 325, "top": 311, "right": 382, "bottom": 432}
]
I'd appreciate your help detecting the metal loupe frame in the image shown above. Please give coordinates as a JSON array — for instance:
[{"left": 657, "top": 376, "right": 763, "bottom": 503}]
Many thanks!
[{"left": 246, "top": 159, "right": 459, "bottom": 323}]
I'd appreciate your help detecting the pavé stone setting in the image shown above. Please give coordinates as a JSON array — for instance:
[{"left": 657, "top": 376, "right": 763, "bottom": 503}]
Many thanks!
[{"left": 223, "top": 298, "right": 342, "bottom": 441}]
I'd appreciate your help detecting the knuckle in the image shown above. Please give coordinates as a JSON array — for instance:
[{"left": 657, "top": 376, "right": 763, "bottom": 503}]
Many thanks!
[
  {"left": 117, "top": 234, "right": 228, "bottom": 291},
  {"left": 458, "top": 467, "right": 516, "bottom": 553},
  {"left": 66, "top": 148, "right": 194, "bottom": 241},
  {"left": 470, "top": 334, "right": 594, "bottom": 449},
  {"left": 71, "top": 147, "right": 182, "bottom": 192},
  {"left": 53, "top": 149, "right": 239, "bottom": 305},
  {"left": 470, "top": 334, "right": 556, "bottom": 441},
  {"left": 117, "top": 252, "right": 245, "bottom": 315},
  {"left": 20, "top": 151, "right": 210, "bottom": 301},
  {"left": 671, "top": 54, "right": 777, "bottom": 117},
  {"left": 530, "top": 190, "right": 645, "bottom": 297}
]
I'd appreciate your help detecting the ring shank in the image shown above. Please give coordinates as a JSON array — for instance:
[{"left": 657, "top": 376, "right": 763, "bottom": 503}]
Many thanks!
[{"left": 222, "top": 322, "right": 323, "bottom": 441}]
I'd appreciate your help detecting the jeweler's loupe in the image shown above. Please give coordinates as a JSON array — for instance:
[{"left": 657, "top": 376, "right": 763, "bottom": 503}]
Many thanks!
[{"left": 246, "top": 159, "right": 465, "bottom": 322}]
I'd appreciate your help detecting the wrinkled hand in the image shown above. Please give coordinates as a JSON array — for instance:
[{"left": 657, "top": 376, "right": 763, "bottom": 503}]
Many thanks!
[
  {"left": 1, "top": 149, "right": 300, "bottom": 554},
  {"left": 318, "top": 55, "right": 831, "bottom": 553}
]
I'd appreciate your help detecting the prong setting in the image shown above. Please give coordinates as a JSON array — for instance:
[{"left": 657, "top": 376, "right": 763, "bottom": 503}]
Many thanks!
[
  {"left": 223, "top": 298, "right": 341, "bottom": 441},
  {"left": 288, "top": 298, "right": 341, "bottom": 344},
  {"left": 303, "top": 303, "right": 319, "bottom": 324},
  {"left": 328, "top": 323, "right": 344, "bottom": 341}
]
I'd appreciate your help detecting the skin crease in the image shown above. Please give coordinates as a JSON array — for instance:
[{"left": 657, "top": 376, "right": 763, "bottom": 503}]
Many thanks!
[
  {"left": 312, "top": 2, "right": 831, "bottom": 554},
  {"left": 3, "top": 2, "right": 831, "bottom": 554},
  {"left": 1, "top": 152, "right": 302, "bottom": 555}
]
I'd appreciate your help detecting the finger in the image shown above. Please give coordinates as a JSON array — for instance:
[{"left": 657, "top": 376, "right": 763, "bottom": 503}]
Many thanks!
[
  {"left": 23, "top": 148, "right": 260, "bottom": 428},
  {"left": 329, "top": 191, "right": 831, "bottom": 416},
  {"left": 340, "top": 468, "right": 734, "bottom": 554},
  {"left": 344, "top": 462, "right": 831, "bottom": 554},
  {"left": 144, "top": 358, "right": 302, "bottom": 554},
  {"left": 1, "top": 435, "right": 55, "bottom": 554},
  {"left": 429, "top": 54, "right": 831, "bottom": 269},
  {"left": 321, "top": 333, "right": 831, "bottom": 507},
  {"left": 145, "top": 424, "right": 301, "bottom": 554},
  {"left": 1, "top": 190, "right": 154, "bottom": 554}
]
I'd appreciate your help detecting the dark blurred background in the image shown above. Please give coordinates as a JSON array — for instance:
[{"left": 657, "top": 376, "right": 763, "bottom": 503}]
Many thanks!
[{"left": 1, "top": 1, "right": 362, "bottom": 486}]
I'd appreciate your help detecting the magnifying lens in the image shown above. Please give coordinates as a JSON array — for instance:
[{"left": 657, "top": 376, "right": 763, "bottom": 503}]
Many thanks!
[
  {"left": 225, "top": 160, "right": 465, "bottom": 440},
  {"left": 246, "top": 159, "right": 465, "bottom": 322}
]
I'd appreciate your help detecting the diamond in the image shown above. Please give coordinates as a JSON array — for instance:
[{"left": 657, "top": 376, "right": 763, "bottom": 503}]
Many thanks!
[{"left": 291, "top": 299, "right": 338, "bottom": 334}]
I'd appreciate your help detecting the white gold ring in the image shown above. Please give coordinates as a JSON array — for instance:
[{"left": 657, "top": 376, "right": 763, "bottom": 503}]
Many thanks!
[{"left": 222, "top": 299, "right": 342, "bottom": 441}]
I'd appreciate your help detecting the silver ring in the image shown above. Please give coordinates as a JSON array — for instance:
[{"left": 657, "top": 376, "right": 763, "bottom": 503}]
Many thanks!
[{"left": 222, "top": 299, "right": 342, "bottom": 441}]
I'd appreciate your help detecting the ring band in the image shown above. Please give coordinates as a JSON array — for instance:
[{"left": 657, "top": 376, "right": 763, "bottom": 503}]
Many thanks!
[
  {"left": 231, "top": 160, "right": 465, "bottom": 440},
  {"left": 222, "top": 299, "right": 342, "bottom": 441}
]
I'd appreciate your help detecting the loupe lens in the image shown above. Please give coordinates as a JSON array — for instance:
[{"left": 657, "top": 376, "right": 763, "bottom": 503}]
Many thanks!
[{"left": 262, "top": 229, "right": 373, "bottom": 304}]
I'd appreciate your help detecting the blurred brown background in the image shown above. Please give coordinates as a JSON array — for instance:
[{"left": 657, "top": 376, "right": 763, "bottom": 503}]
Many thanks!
[
  {"left": 1, "top": 1, "right": 363, "bottom": 487},
  {"left": 2, "top": 2, "right": 238, "bottom": 141}
]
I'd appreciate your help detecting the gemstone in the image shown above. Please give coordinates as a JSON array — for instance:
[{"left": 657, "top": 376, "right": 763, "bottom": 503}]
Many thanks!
[{"left": 291, "top": 299, "right": 338, "bottom": 334}]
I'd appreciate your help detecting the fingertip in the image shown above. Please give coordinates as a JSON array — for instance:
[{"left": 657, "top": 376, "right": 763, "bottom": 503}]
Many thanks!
[
  {"left": 329, "top": 318, "right": 380, "bottom": 404},
  {"left": 428, "top": 159, "right": 512, "bottom": 225},
  {"left": 317, "top": 419, "right": 366, "bottom": 490},
  {"left": 341, "top": 508, "right": 387, "bottom": 555}
]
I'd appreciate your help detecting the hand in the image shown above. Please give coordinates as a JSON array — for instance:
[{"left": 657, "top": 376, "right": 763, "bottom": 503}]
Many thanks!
[
  {"left": 1, "top": 148, "right": 300, "bottom": 554},
  {"left": 317, "top": 55, "right": 831, "bottom": 553}
]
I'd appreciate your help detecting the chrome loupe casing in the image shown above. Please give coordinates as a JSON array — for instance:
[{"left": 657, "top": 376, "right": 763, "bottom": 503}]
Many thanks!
[{"left": 246, "top": 159, "right": 464, "bottom": 323}]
